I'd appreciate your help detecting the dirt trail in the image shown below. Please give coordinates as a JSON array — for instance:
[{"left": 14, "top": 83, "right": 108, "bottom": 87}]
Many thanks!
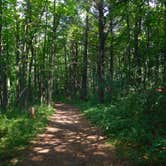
[{"left": 20, "top": 103, "right": 129, "bottom": 166}]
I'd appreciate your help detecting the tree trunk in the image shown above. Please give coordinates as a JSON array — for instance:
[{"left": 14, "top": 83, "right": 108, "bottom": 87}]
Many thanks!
[
  {"left": 81, "top": 11, "right": 89, "bottom": 100},
  {"left": 97, "top": 0, "right": 105, "bottom": 103},
  {"left": 163, "top": 1, "right": 166, "bottom": 84},
  {"left": 64, "top": 42, "right": 68, "bottom": 95},
  {"left": 15, "top": 14, "right": 21, "bottom": 105},
  {"left": 19, "top": 0, "right": 31, "bottom": 108},
  {"left": 72, "top": 42, "right": 78, "bottom": 97},
  {"left": 134, "top": 13, "right": 142, "bottom": 87},
  {"left": 110, "top": 18, "right": 114, "bottom": 102},
  {"left": 0, "top": 1, "right": 7, "bottom": 111},
  {"left": 40, "top": 8, "right": 48, "bottom": 104},
  {"left": 27, "top": 39, "right": 34, "bottom": 104},
  {"left": 0, "top": 0, "right": 2, "bottom": 108},
  {"left": 1, "top": 71, "right": 8, "bottom": 111},
  {"left": 47, "top": 0, "right": 56, "bottom": 105},
  {"left": 126, "top": 7, "right": 131, "bottom": 86}
]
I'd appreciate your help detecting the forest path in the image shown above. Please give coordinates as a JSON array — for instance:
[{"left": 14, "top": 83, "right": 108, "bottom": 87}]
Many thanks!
[{"left": 20, "top": 103, "right": 127, "bottom": 166}]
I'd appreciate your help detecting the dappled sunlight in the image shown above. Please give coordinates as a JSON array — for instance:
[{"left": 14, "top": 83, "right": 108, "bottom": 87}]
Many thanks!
[
  {"left": 39, "top": 133, "right": 55, "bottom": 139},
  {"left": 37, "top": 148, "right": 50, "bottom": 154},
  {"left": 46, "top": 127, "right": 62, "bottom": 133},
  {"left": 19, "top": 103, "right": 127, "bottom": 166},
  {"left": 93, "top": 151, "right": 106, "bottom": 156},
  {"left": 54, "top": 144, "right": 70, "bottom": 153}
]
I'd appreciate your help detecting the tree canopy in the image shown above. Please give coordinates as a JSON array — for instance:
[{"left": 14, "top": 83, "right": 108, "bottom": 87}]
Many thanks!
[{"left": 0, "top": 0, "right": 166, "bottom": 164}]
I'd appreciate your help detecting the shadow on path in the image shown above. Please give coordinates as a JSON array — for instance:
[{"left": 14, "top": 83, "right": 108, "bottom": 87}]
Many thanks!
[{"left": 19, "top": 103, "right": 129, "bottom": 166}]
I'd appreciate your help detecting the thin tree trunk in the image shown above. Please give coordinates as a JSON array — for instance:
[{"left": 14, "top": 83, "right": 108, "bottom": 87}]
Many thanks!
[
  {"left": 72, "top": 42, "right": 78, "bottom": 97},
  {"left": 1, "top": 71, "right": 7, "bottom": 110},
  {"left": 163, "top": 1, "right": 166, "bottom": 84},
  {"left": 19, "top": 0, "right": 31, "bottom": 108},
  {"left": 40, "top": 10, "right": 48, "bottom": 104},
  {"left": 48, "top": 0, "right": 56, "bottom": 105},
  {"left": 110, "top": 18, "right": 114, "bottom": 102},
  {"left": 0, "top": 1, "right": 7, "bottom": 111},
  {"left": 126, "top": 8, "right": 131, "bottom": 87},
  {"left": 81, "top": 11, "right": 89, "bottom": 100},
  {"left": 64, "top": 42, "right": 68, "bottom": 95},
  {"left": 97, "top": 0, "right": 105, "bottom": 103},
  {"left": 27, "top": 39, "right": 34, "bottom": 104},
  {"left": 134, "top": 13, "right": 142, "bottom": 87},
  {"left": 0, "top": 0, "right": 2, "bottom": 108},
  {"left": 15, "top": 14, "right": 20, "bottom": 105}
]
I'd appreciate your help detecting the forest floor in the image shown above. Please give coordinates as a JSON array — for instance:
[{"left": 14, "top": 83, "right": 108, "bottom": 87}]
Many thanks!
[{"left": 19, "top": 103, "right": 131, "bottom": 166}]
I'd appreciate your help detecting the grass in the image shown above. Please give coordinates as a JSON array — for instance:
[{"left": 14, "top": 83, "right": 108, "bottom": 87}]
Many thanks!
[
  {"left": 67, "top": 91, "right": 166, "bottom": 166},
  {"left": 1, "top": 92, "right": 165, "bottom": 165},
  {"left": 0, "top": 105, "right": 54, "bottom": 166}
]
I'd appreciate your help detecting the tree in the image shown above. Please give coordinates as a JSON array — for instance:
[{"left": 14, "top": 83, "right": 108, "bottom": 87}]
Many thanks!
[
  {"left": 163, "top": 0, "right": 166, "bottom": 84},
  {"left": 0, "top": 0, "right": 165, "bottom": 109},
  {"left": 96, "top": 0, "right": 106, "bottom": 103},
  {"left": 81, "top": 7, "right": 89, "bottom": 100}
]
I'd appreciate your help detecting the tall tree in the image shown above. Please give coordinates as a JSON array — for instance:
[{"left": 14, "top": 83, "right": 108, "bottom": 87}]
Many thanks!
[
  {"left": 81, "top": 9, "right": 89, "bottom": 100},
  {"left": 134, "top": 2, "right": 142, "bottom": 87},
  {"left": 97, "top": 0, "right": 106, "bottom": 103},
  {"left": 163, "top": 0, "right": 166, "bottom": 84},
  {"left": 48, "top": 0, "right": 57, "bottom": 105},
  {"left": 0, "top": 0, "right": 2, "bottom": 108}
]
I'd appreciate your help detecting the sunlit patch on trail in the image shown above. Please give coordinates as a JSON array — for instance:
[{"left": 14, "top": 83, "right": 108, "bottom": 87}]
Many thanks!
[{"left": 19, "top": 103, "right": 129, "bottom": 166}]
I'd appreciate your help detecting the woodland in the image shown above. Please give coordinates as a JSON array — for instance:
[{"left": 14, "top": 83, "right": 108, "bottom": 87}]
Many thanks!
[{"left": 0, "top": 0, "right": 166, "bottom": 165}]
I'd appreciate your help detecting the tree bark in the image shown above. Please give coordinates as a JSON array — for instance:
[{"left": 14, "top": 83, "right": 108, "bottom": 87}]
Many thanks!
[
  {"left": 0, "top": 0, "right": 7, "bottom": 111},
  {"left": 0, "top": 0, "right": 2, "bottom": 108},
  {"left": 15, "top": 14, "right": 21, "bottom": 105},
  {"left": 97, "top": 0, "right": 105, "bottom": 103},
  {"left": 81, "top": 11, "right": 89, "bottom": 100},
  {"left": 134, "top": 12, "right": 142, "bottom": 87},
  {"left": 72, "top": 42, "right": 78, "bottom": 97},
  {"left": 19, "top": 0, "right": 31, "bottom": 108},
  {"left": 109, "top": 18, "right": 114, "bottom": 102},
  {"left": 126, "top": 6, "right": 131, "bottom": 86},
  {"left": 47, "top": 0, "right": 56, "bottom": 105},
  {"left": 163, "top": 1, "right": 166, "bottom": 85},
  {"left": 64, "top": 42, "right": 69, "bottom": 95}
]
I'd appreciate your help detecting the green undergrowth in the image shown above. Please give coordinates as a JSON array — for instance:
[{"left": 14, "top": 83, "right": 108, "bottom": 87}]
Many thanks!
[
  {"left": 0, "top": 105, "right": 54, "bottom": 165},
  {"left": 69, "top": 91, "right": 166, "bottom": 165}
]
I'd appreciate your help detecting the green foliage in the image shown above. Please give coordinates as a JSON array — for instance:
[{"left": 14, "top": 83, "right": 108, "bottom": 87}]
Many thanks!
[
  {"left": 0, "top": 0, "right": 166, "bottom": 164},
  {"left": 73, "top": 91, "right": 166, "bottom": 165},
  {"left": 0, "top": 105, "right": 54, "bottom": 164}
]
